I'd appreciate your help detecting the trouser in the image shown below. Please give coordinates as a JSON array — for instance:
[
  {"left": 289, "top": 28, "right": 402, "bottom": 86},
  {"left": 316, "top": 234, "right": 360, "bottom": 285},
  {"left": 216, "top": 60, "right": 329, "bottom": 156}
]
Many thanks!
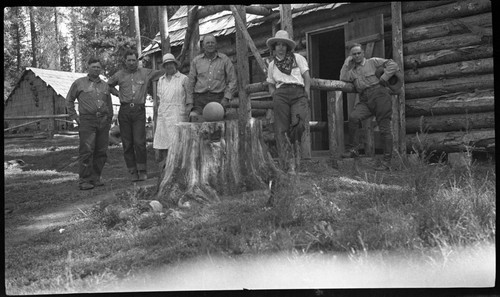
[
  {"left": 118, "top": 103, "right": 147, "bottom": 174},
  {"left": 347, "top": 85, "right": 393, "bottom": 161},
  {"left": 272, "top": 84, "right": 310, "bottom": 162},
  {"left": 78, "top": 114, "right": 111, "bottom": 184},
  {"left": 192, "top": 92, "right": 225, "bottom": 115}
]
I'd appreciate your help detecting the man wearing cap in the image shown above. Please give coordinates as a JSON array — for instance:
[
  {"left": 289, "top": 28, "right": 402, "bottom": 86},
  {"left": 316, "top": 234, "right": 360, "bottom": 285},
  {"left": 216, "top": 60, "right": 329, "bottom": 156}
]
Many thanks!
[
  {"left": 187, "top": 34, "right": 237, "bottom": 120},
  {"left": 340, "top": 43, "right": 399, "bottom": 171},
  {"left": 266, "top": 30, "right": 311, "bottom": 173},
  {"left": 66, "top": 57, "right": 114, "bottom": 190},
  {"left": 107, "top": 50, "right": 165, "bottom": 181},
  {"left": 153, "top": 53, "right": 191, "bottom": 169}
]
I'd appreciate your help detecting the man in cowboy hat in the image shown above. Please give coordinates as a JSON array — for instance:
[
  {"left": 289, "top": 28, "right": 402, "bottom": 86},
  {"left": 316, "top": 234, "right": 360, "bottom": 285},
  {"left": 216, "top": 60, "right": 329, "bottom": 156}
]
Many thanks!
[
  {"left": 340, "top": 43, "right": 400, "bottom": 171},
  {"left": 153, "top": 53, "right": 190, "bottom": 169},
  {"left": 187, "top": 34, "right": 237, "bottom": 121},
  {"left": 266, "top": 30, "right": 311, "bottom": 174}
]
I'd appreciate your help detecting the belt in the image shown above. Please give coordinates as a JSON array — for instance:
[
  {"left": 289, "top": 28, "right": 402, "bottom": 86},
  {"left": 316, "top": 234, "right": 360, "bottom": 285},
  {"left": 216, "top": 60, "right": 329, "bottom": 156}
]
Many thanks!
[
  {"left": 280, "top": 84, "right": 304, "bottom": 89},
  {"left": 81, "top": 112, "right": 108, "bottom": 117},
  {"left": 121, "top": 102, "right": 144, "bottom": 107}
]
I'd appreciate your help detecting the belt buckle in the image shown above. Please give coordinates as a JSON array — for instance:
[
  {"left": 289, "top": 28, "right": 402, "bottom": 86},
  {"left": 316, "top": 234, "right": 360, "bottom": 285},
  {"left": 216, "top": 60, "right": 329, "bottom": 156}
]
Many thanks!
[{"left": 130, "top": 103, "right": 135, "bottom": 107}]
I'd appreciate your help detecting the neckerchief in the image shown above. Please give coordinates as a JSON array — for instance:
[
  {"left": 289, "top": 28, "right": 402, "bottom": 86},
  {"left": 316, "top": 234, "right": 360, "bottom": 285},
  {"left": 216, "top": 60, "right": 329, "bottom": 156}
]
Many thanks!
[{"left": 274, "top": 52, "right": 296, "bottom": 75}]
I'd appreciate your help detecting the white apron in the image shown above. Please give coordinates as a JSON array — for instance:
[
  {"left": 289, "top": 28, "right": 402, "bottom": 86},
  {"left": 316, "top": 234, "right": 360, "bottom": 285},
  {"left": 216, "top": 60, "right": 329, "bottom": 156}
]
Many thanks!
[{"left": 153, "top": 72, "right": 188, "bottom": 150}]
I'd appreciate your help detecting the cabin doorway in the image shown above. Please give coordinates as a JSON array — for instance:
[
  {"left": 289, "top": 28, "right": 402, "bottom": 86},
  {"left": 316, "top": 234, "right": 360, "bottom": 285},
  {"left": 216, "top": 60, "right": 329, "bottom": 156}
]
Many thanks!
[{"left": 307, "top": 27, "right": 348, "bottom": 152}]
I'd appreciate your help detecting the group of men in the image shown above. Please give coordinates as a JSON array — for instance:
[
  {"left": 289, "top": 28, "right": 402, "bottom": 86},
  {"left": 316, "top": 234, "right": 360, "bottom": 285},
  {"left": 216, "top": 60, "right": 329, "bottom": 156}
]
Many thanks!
[{"left": 66, "top": 33, "right": 398, "bottom": 190}]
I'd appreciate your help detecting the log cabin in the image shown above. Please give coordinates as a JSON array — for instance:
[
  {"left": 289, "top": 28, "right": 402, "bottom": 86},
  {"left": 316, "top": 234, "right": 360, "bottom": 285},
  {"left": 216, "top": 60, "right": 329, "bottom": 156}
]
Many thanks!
[
  {"left": 141, "top": 1, "right": 494, "bottom": 158},
  {"left": 4, "top": 68, "right": 154, "bottom": 133}
]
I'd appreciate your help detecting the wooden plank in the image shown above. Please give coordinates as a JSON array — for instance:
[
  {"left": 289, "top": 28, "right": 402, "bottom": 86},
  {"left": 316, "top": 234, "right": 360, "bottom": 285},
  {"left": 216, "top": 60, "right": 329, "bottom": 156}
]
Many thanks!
[
  {"left": 362, "top": 118, "right": 375, "bottom": 157},
  {"left": 364, "top": 42, "right": 375, "bottom": 58},
  {"left": 392, "top": 1, "right": 405, "bottom": 156},
  {"left": 229, "top": 5, "right": 267, "bottom": 75},
  {"left": 327, "top": 91, "right": 343, "bottom": 167}
]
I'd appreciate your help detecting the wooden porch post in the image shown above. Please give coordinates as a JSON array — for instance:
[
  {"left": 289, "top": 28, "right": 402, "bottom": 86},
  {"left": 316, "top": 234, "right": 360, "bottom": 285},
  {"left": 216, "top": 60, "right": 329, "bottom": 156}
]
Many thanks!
[
  {"left": 279, "top": 4, "right": 311, "bottom": 159},
  {"left": 327, "top": 91, "right": 344, "bottom": 168},
  {"left": 391, "top": 2, "right": 406, "bottom": 157},
  {"left": 234, "top": 5, "right": 251, "bottom": 136}
]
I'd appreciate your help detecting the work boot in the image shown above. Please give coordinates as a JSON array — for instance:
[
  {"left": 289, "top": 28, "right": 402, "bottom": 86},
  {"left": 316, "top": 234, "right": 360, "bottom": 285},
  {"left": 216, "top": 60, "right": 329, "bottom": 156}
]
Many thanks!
[
  {"left": 137, "top": 170, "right": 148, "bottom": 181},
  {"left": 79, "top": 182, "right": 95, "bottom": 190}
]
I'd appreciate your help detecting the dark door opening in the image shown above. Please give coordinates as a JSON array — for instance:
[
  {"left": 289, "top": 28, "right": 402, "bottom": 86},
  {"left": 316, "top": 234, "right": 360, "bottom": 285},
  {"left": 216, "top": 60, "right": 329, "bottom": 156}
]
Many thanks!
[{"left": 309, "top": 28, "right": 347, "bottom": 151}]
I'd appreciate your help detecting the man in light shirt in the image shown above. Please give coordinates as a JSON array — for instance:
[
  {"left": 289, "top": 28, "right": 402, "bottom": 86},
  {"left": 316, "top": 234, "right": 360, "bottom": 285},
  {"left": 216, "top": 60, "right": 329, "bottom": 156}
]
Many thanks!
[{"left": 340, "top": 43, "right": 399, "bottom": 171}]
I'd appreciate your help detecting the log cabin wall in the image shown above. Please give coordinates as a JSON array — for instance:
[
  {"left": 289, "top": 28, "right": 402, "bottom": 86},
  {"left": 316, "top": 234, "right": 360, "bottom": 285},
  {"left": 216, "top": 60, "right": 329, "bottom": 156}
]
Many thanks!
[
  {"left": 4, "top": 72, "right": 58, "bottom": 132},
  {"left": 400, "top": 0, "right": 494, "bottom": 153}
]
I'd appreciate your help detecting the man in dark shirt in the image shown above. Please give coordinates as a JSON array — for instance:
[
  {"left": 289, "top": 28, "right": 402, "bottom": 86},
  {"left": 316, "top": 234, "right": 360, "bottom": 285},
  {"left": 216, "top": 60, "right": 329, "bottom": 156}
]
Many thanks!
[
  {"left": 107, "top": 50, "right": 164, "bottom": 181},
  {"left": 66, "top": 57, "right": 114, "bottom": 190}
]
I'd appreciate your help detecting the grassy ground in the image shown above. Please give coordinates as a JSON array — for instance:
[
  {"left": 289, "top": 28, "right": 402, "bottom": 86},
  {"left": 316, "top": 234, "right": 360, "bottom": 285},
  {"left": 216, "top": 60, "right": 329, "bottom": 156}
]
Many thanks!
[{"left": 4, "top": 135, "right": 496, "bottom": 293}]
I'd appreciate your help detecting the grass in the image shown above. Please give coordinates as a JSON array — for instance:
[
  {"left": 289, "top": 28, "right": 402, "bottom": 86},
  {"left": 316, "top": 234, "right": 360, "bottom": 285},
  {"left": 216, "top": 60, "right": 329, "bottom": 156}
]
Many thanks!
[{"left": 4, "top": 135, "right": 496, "bottom": 293}]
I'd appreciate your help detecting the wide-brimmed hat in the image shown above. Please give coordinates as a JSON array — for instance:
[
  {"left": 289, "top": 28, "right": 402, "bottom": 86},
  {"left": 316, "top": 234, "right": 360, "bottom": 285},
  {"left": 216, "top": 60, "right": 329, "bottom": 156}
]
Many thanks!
[
  {"left": 375, "top": 67, "right": 404, "bottom": 93},
  {"left": 162, "top": 53, "right": 180, "bottom": 67},
  {"left": 266, "top": 30, "right": 296, "bottom": 51}
]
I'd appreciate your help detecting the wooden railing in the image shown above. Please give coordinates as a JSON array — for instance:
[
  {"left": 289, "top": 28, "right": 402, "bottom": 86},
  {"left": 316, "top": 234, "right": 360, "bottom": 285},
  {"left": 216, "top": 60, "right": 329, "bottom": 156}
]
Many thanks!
[{"left": 4, "top": 114, "right": 70, "bottom": 139}]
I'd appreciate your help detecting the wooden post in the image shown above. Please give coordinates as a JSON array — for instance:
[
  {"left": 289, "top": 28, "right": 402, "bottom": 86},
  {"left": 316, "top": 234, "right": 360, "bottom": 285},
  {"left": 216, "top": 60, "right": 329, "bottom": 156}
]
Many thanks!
[
  {"left": 234, "top": 5, "right": 251, "bottom": 140},
  {"left": 230, "top": 5, "right": 267, "bottom": 75},
  {"left": 327, "top": 91, "right": 344, "bottom": 168},
  {"left": 279, "top": 4, "right": 293, "bottom": 39},
  {"left": 177, "top": 6, "right": 199, "bottom": 66},
  {"left": 189, "top": 6, "right": 200, "bottom": 62},
  {"left": 159, "top": 6, "right": 171, "bottom": 56},
  {"left": 133, "top": 6, "right": 141, "bottom": 66},
  {"left": 392, "top": 1, "right": 406, "bottom": 157}
]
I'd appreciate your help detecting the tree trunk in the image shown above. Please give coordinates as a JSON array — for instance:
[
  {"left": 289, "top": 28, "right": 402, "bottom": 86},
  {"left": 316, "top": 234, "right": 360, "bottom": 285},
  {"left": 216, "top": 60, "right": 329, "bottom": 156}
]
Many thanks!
[
  {"left": 13, "top": 7, "right": 22, "bottom": 72},
  {"left": 404, "top": 44, "right": 493, "bottom": 70},
  {"left": 127, "top": 6, "right": 135, "bottom": 38},
  {"left": 159, "top": 6, "right": 170, "bottom": 56},
  {"left": 404, "top": 58, "right": 493, "bottom": 83},
  {"left": 54, "top": 7, "right": 60, "bottom": 70},
  {"left": 156, "top": 120, "right": 277, "bottom": 206},
  {"left": 405, "top": 74, "right": 493, "bottom": 99},
  {"left": 402, "top": 0, "right": 491, "bottom": 27},
  {"left": 134, "top": 6, "right": 141, "bottom": 57},
  {"left": 406, "top": 111, "right": 495, "bottom": 134},
  {"left": 406, "top": 128, "right": 495, "bottom": 153},
  {"left": 405, "top": 89, "right": 494, "bottom": 117},
  {"left": 28, "top": 6, "right": 37, "bottom": 68},
  {"left": 403, "top": 13, "right": 492, "bottom": 43}
]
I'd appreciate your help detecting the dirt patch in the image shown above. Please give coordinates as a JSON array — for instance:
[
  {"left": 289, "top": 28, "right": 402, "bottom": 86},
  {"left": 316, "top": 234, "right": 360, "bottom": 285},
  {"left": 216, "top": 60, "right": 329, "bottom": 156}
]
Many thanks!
[{"left": 4, "top": 135, "right": 160, "bottom": 245}]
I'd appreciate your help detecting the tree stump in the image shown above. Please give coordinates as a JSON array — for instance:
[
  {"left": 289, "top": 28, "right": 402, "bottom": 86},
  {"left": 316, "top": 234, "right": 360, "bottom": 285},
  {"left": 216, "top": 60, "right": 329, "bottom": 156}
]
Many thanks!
[{"left": 156, "top": 118, "right": 278, "bottom": 206}]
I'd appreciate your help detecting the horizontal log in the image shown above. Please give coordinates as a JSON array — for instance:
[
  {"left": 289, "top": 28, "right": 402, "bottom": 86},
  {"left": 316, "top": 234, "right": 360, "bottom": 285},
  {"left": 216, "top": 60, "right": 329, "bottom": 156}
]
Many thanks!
[
  {"left": 4, "top": 120, "right": 40, "bottom": 132},
  {"left": 403, "top": 13, "right": 492, "bottom": 43},
  {"left": 246, "top": 79, "right": 357, "bottom": 94},
  {"left": 405, "top": 89, "right": 494, "bottom": 117},
  {"left": 404, "top": 44, "right": 493, "bottom": 70},
  {"left": 405, "top": 111, "right": 495, "bottom": 134},
  {"left": 405, "top": 74, "right": 493, "bottom": 99},
  {"left": 404, "top": 58, "right": 494, "bottom": 83},
  {"left": 406, "top": 128, "right": 495, "bottom": 153},
  {"left": 401, "top": 1, "right": 456, "bottom": 14},
  {"left": 402, "top": 0, "right": 491, "bottom": 27},
  {"left": 5, "top": 114, "right": 70, "bottom": 120},
  {"left": 404, "top": 33, "right": 485, "bottom": 56}
]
